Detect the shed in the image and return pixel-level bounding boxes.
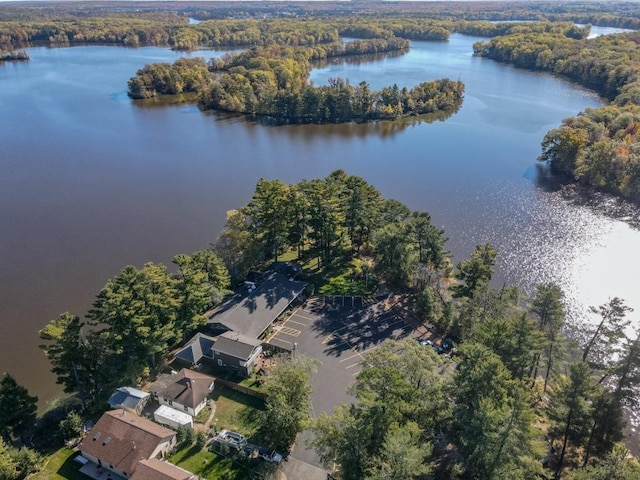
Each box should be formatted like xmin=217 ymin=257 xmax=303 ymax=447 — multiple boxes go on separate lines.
xmin=153 ymin=405 xmax=193 ymax=430
xmin=107 ymin=386 xmax=150 ymax=415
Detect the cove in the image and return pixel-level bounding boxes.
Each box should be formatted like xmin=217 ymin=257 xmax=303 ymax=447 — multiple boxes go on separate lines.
xmin=0 ymin=29 xmax=638 ymax=408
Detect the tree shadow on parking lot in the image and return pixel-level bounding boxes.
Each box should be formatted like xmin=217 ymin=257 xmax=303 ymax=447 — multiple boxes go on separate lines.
xmin=309 ymin=299 xmax=413 ymax=358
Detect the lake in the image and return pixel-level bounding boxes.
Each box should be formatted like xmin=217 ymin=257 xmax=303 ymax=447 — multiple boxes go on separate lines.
xmin=1 ymin=28 xmax=639 ymax=408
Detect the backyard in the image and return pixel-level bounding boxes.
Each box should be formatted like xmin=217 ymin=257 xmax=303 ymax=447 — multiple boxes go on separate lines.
xmin=38 ymin=387 xmax=267 ymax=480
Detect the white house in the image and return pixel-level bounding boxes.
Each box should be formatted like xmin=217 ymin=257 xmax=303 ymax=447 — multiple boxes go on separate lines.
xmin=152 ymin=369 xmax=215 ymax=417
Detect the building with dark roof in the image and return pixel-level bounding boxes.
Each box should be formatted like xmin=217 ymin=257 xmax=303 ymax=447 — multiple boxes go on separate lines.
xmin=212 ymin=331 xmax=263 ymax=378
xmin=79 ymin=410 xmax=176 ymax=479
xmin=152 ymin=369 xmax=214 ymax=417
xmin=173 ymin=333 xmax=216 ymax=369
xmin=107 ymin=387 xmax=150 ymax=415
xmin=207 ymin=270 xmax=306 ymax=340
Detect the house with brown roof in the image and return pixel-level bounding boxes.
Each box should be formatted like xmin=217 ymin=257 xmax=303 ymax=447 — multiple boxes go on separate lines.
xmin=152 ymin=369 xmax=215 ymax=417
xmin=78 ymin=410 xmax=177 ymax=479
xmin=129 ymin=458 xmax=198 ymax=480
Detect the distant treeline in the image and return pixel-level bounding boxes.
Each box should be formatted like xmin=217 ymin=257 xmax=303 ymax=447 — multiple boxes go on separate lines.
xmin=2 ymin=1 xmax=640 ymax=29
xmin=475 ymin=29 xmax=640 ymax=200
xmin=128 ymin=40 xmax=464 ymax=124
xmin=0 ymin=15 xmax=606 ymax=51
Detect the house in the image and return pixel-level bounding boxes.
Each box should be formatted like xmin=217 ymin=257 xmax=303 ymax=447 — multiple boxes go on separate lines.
xmin=129 ymin=458 xmax=197 ymax=480
xmin=107 ymin=387 xmax=150 ymax=415
xmin=207 ymin=267 xmax=306 ymax=340
xmin=173 ymin=333 xmax=216 ymax=369
xmin=153 ymin=405 xmax=193 ymax=430
xmin=79 ymin=410 xmax=176 ymax=479
xmin=212 ymin=331 xmax=262 ymax=378
xmin=152 ymin=369 xmax=215 ymax=417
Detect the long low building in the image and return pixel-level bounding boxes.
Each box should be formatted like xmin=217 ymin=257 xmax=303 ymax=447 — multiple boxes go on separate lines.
xmin=207 ymin=266 xmax=306 ymax=340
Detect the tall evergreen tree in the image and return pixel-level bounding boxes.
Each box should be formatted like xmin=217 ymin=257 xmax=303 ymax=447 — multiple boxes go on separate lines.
xmin=0 ymin=373 xmax=37 ymax=442
xmin=244 ymin=178 xmax=291 ymax=263
xmin=451 ymin=243 xmax=497 ymax=298
xmin=529 ymin=283 xmax=566 ymax=391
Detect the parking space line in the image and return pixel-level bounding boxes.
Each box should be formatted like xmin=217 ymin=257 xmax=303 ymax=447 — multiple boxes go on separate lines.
xmin=346 ymin=362 xmax=361 ymax=369
xmin=357 ymin=345 xmax=380 ymax=357
xmin=339 ymin=352 xmax=362 ymax=363
xmin=287 ymin=319 xmax=308 ymax=327
xmin=333 ymin=331 xmax=366 ymax=361
xmin=293 ymin=313 xmax=314 ymax=321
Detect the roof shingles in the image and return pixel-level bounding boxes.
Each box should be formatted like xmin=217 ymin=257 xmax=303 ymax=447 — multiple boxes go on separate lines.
xmin=79 ymin=410 xmax=175 ymax=476
xmin=155 ymin=369 xmax=214 ymax=409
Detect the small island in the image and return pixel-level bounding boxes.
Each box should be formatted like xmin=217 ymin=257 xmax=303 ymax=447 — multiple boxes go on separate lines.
xmin=127 ymin=39 xmax=465 ymax=124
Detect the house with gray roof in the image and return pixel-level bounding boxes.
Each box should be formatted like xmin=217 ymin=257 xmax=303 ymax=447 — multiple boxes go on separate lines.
xmin=173 ymin=333 xmax=216 ymax=369
xmin=207 ymin=269 xmax=306 ymax=340
xmin=212 ymin=331 xmax=262 ymax=378
xmin=108 ymin=387 xmax=150 ymax=416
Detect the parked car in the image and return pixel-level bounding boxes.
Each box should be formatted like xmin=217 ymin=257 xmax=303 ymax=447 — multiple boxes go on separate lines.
xmin=215 ymin=430 xmax=248 ymax=451
xmin=418 ymin=338 xmax=433 ymax=346
xmin=441 ymin=338 xmax=455 ymax=352
xmin=258 ymin=447 xmax=283 ymax=464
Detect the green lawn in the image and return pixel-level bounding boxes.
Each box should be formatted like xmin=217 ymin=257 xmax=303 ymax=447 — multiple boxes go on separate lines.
xmin=209 ymin=386 xmax=264 ymax=440
xmin=171 ymin=388 xmax=267 ymax=480
xmin=170 ymin=444 xmax=257 ymax=480
xmin=38 ymin=448 xmax=90 ymax=480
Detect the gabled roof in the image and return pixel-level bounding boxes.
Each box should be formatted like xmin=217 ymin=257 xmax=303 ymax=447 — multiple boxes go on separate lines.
xmin=174 ymin=333 xmax=216 ymax=365
xmin=214 ymin=331 xmax=262 ymax=361
xmin=207 ymin=271 xmax=306 ymax=339
xmin=79 ymin=410 xmax=175 ymax=476
xmin=130 ymin=458 xmax=196 ymax=480
xmin=108 ymin=387 xmax=150 ymax=410
xmin=153 ymin=369 xmax=214 ymax=409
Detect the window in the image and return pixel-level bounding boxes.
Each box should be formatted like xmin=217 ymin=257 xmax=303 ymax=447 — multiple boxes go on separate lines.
xmin=184 ymin=405 xmax=188 ymax=412
xmin=217 ymin=359 xmax=223 ymax=367
xmin=168 ymin=400 xmax=173 ymax=406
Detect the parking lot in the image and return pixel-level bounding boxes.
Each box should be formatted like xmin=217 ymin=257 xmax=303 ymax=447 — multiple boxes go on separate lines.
xmin=266 ymin=295 xmax=415 ymax=467
xmin=267 ymin=294 xmax=414 ymax=422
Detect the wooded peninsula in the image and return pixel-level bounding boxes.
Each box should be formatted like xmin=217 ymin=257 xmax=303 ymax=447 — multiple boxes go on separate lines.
xmin=7 ymin=169 xmax=640 ymax=480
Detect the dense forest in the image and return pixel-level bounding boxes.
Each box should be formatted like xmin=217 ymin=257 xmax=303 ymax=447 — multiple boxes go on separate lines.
xmin=474 ymin=29 xmax=640 ymax=200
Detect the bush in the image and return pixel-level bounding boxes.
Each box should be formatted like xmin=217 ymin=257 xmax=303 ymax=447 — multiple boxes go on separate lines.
xmin=59 ymin=412 xmax=83 ymax=442
xmin=195 ymin=431 xmax=207 ymax=450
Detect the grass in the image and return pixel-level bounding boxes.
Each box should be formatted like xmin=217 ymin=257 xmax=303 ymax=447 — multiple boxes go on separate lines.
xmin=171 ymin=387 xmax=268 ymax=480
xmin=171 ymin=444 xmax=251 ymax=480
xmin=209 ymin=386 xmax=264 ymax=440
xmin=38 ymin=448 xmax=90 ymax=480
xmin=281 ymin=248 xmax=378 ymax=295
xmin=195 ymin=403 xmax=212 ymax=424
